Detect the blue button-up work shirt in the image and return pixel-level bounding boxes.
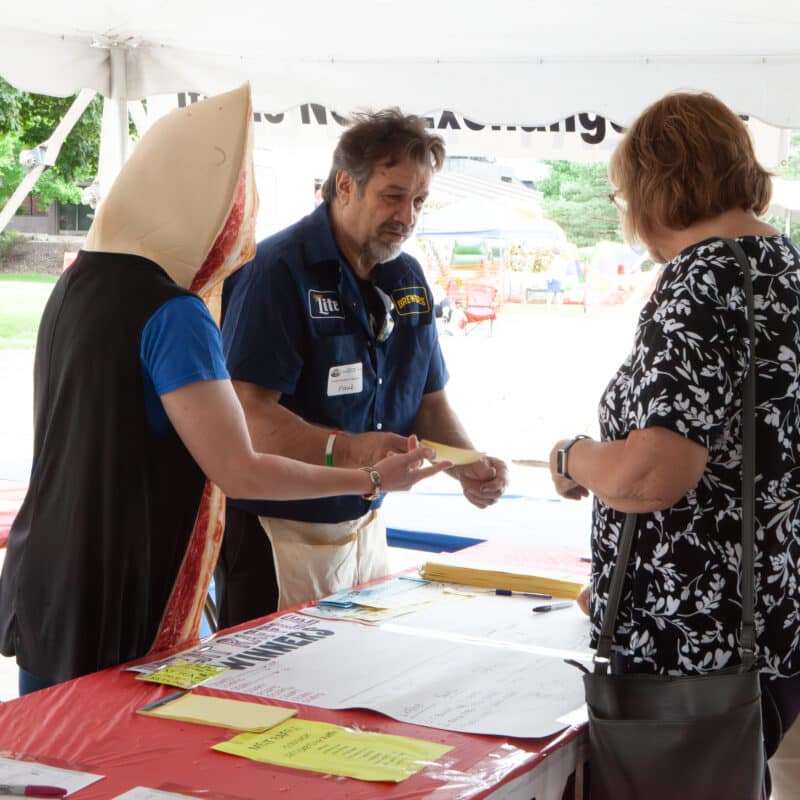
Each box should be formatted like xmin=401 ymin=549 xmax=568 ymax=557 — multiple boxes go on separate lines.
xmin=222 ymin=203 xmax=448 ymax=523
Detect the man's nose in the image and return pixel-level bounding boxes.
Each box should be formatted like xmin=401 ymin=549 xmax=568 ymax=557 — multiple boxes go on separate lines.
xmin=394 ymin=202 xmax=415 ymax=229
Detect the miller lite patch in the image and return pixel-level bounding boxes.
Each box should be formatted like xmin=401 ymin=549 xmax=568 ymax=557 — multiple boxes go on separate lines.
xmin=308 ymin=289 xmax=345 ymax=319
xmin=391 ymin=285 xmax=430 ymax=316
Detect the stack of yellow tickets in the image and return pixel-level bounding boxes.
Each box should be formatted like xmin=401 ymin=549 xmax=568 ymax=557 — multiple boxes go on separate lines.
xmin=420 ymin=555 xmax=584 ymax=599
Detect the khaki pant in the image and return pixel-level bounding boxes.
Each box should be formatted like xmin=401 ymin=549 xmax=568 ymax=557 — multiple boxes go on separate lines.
xmin=258 ymin=510 xmax=389 ymax=610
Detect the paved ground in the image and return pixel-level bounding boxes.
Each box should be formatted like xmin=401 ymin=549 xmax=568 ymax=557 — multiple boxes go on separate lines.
xmin=0 ymin=299 xmax=642 ymax=701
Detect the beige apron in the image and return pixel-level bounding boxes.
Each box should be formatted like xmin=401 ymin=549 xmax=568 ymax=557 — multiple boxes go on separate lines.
xmin=257 ymin=510 xmax=389 ymax=610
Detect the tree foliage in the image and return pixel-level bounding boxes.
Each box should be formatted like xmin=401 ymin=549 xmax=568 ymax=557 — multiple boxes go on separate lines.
xmin=0 ymin=76 xmax=103 ymax=205
xmin=537 ymin=161 xmax=623 ymax=248
xmin=0 ymin=135 xmax=82 ymax=208
xmin=765 ymin=131 xmax=800 ymax=241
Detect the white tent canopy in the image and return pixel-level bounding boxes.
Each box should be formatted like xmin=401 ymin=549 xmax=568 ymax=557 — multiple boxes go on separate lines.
xmin=1 ymin=1 xmax=800 ymax=127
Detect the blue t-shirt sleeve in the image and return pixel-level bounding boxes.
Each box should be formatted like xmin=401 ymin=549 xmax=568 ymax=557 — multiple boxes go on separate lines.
xmin=222 ymin=252 xmax=305 ymax=394
xmin=141 ymin=295 xmax=229 ymax=395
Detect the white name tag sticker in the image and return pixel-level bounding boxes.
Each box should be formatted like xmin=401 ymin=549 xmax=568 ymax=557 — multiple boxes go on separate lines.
xmin=327 ymin=362 xmax=363 ymax=396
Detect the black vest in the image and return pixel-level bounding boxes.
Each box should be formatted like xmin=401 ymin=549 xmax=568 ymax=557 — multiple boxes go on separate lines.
xmin=0 ymin=251 xmax=206 ymax=682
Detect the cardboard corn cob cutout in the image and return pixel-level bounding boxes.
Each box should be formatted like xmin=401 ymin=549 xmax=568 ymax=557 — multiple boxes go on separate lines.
xmin=0 ymin=85 xmax=257 ymax=683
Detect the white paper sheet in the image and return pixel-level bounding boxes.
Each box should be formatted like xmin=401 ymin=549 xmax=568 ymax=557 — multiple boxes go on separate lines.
xmin=132 ymin=594 xmax=592 ymax=739
xmin=201 ymin=614 xmax=589 ymax=738
xmin=0 ymin=756 xmax=103 ymax=796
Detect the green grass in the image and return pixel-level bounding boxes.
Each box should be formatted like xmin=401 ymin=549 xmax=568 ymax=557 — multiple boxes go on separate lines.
xmin=0 ymin=272 xmax=57 ymax=350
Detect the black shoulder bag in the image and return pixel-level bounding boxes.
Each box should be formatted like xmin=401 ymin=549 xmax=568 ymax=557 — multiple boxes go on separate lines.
xmin=579 ymin=239 xmax=765 ymax=799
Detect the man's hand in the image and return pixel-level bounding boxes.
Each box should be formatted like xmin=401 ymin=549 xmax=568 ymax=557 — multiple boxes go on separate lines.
xmin=335 ymin=431 xmax=411 ymax=467
xmin=549 ymin=439 xmax=589 ymax=500
xmin=452 ymin=456 xmax=509 ymax=509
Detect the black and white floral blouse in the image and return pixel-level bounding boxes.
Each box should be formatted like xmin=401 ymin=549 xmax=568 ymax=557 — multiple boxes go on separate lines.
xmin=592 ymin=235 xmax=800 ymax=677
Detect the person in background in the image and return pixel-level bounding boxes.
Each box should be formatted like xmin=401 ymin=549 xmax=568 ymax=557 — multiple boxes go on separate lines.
xmin=215 ymin=108 xmax=509 ymax=625
xmin=549 ymin=91 xmax=800 ymax=795
xmin=0 ymin=86 xmax=446 ymax=696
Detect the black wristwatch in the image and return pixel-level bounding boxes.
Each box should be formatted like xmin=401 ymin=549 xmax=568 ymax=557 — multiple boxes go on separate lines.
xmin=360 ymin=467 xmax=382 ymax=501
xmin=556 ymin=435 xmax=591 ymax=481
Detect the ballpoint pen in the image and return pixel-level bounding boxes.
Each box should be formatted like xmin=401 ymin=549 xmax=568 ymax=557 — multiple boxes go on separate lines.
xmin=532 ymin=601 xmax=573 ymax=613
xmin=494 ymin=589 xmax=552 ymax=599
xmin=0 ymin=786 xmax=68 ymax=798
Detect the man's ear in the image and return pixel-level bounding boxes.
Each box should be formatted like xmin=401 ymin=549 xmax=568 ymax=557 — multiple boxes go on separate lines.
xmin=336 ymin=170 xmax=354 ymax=206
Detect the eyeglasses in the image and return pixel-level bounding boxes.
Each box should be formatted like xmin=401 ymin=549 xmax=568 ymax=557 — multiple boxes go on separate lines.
xmin=608 ymin=191 xmax=627 ymax=212
xmin=373 ymin=285 xmax=395 ymax=343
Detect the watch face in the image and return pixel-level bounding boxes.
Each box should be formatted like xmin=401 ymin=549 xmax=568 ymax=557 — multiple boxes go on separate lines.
xmin=556 ymin=449 xmax=566 ymax=476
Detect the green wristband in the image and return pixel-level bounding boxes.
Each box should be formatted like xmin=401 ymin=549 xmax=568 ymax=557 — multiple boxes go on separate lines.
xmin=325 ymin=430 xmax=340 ymax=467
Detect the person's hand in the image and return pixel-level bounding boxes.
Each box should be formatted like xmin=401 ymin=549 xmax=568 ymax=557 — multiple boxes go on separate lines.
xmin=576 ymin=583 xmax=591 ymax=616
xmin=335 ymin=430 xmax=410 ymax=467
xmin=549 ymin=439 xmax=589 ymax=500
xmin=374 ymin=442 xmax=451 ymax=493
xmin=452 ymin=455 xmax=509 ymax=509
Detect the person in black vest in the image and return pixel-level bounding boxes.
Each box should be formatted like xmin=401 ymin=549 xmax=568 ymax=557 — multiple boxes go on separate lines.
xmin=0 ymin=86 xmax=446 ymax=696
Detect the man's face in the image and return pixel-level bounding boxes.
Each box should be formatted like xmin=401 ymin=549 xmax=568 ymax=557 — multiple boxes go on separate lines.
xmin=337 ymin=157 xmax=432 ymax=268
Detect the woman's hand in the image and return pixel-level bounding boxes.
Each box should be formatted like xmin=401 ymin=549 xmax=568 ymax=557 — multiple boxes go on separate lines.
xmin=576 ymin=583 xmax=591 ymax=616
xmin=373 ymin=437 xmax=451 ymax=494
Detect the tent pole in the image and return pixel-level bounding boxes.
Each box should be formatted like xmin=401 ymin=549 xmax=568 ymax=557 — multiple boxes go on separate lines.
xmin=96 ymin=46 xmax=130 ymax=203
xmin=0 ymin=89 xmax=96 ymax=234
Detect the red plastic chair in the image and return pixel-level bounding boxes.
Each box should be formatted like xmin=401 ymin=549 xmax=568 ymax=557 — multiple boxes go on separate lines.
xmin=459 ymin=283 xmax=497 ymax=335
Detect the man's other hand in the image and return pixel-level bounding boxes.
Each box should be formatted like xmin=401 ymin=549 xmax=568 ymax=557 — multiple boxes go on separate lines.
xmin=453 ymin=456 xmax=509 ymax=509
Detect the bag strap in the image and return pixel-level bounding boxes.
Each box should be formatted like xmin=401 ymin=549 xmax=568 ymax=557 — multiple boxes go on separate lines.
xmin=594 ymin=237 xmax=757 ymax=675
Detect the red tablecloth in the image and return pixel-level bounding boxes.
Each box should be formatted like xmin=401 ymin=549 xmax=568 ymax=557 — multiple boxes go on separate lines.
xmin=0 ymin=543 xmax=590 ymax=799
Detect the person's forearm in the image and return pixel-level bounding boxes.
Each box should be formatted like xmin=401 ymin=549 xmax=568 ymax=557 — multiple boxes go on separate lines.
xmin=234 ymin=381 xmax=329 ymax=463
xmin=413 ymin=391 xmax=474 ymax=449
xmin=234 ymin=381 xmax=410 ymax=469
xmin=565 ymin=432 xmax=704 ymax=513
xmin=223 ymin=451 xmax=372 ymax=500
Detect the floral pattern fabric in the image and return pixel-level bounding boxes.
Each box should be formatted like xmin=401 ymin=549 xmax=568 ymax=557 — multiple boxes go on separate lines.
xmin=592 ymin=235 xmax=800 ymax=676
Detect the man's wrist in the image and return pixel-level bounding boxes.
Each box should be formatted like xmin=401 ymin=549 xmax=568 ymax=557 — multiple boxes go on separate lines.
xmin=325 ymin=430 xmax=341 ymax=467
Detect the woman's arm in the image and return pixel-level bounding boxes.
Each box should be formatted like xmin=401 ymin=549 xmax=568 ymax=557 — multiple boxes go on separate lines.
xmin=161 ymin=379 xmax=448 ymax=500
xmin=549 ymin=426 xmax=708 ymax=513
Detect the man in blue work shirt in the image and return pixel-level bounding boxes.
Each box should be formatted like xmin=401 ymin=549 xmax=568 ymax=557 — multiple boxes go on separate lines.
xmin=215 ymin=108 xmax=509 ymax=626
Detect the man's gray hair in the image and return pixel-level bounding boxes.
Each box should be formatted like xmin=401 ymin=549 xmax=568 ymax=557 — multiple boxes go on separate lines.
xmin=321 ymin=108 xmax=446 ymax=203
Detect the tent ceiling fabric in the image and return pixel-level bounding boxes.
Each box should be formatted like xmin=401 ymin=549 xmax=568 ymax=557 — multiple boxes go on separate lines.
xmin=1 ymin=1 xmax=800 ymax=125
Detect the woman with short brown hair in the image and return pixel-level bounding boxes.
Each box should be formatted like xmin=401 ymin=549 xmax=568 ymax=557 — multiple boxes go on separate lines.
xmin=550 ymin=91 xmax=800 ymax=795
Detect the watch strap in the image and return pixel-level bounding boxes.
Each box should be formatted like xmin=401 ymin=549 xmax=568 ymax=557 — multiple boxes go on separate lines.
xmin=360 ymin=466 xmax=382 ymax=501
xmin=558 ymin=434 xmax=590 ymax=481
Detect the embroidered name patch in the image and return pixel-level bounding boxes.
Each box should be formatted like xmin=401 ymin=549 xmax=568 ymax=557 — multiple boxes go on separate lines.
xmin=391 ymin=286 xmax=430 ymax=316
xmin=308 ymin=289 xmax=345 ymax=319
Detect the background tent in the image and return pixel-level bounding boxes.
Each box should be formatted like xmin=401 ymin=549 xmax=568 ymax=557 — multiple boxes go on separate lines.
xmin=418 ymin=196 xmax=567 ymax=244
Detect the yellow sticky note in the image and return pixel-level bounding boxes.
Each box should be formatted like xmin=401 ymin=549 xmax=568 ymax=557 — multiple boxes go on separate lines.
xmin=137 ymin=692 xmax=297 ymax=732
xmin=420 ymin=439 xmax=485 ymax=466
xmin=136 ymin=659 xmax=227 ymax=689
xmin=213 ymin=718 xmax=454 ymax=783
